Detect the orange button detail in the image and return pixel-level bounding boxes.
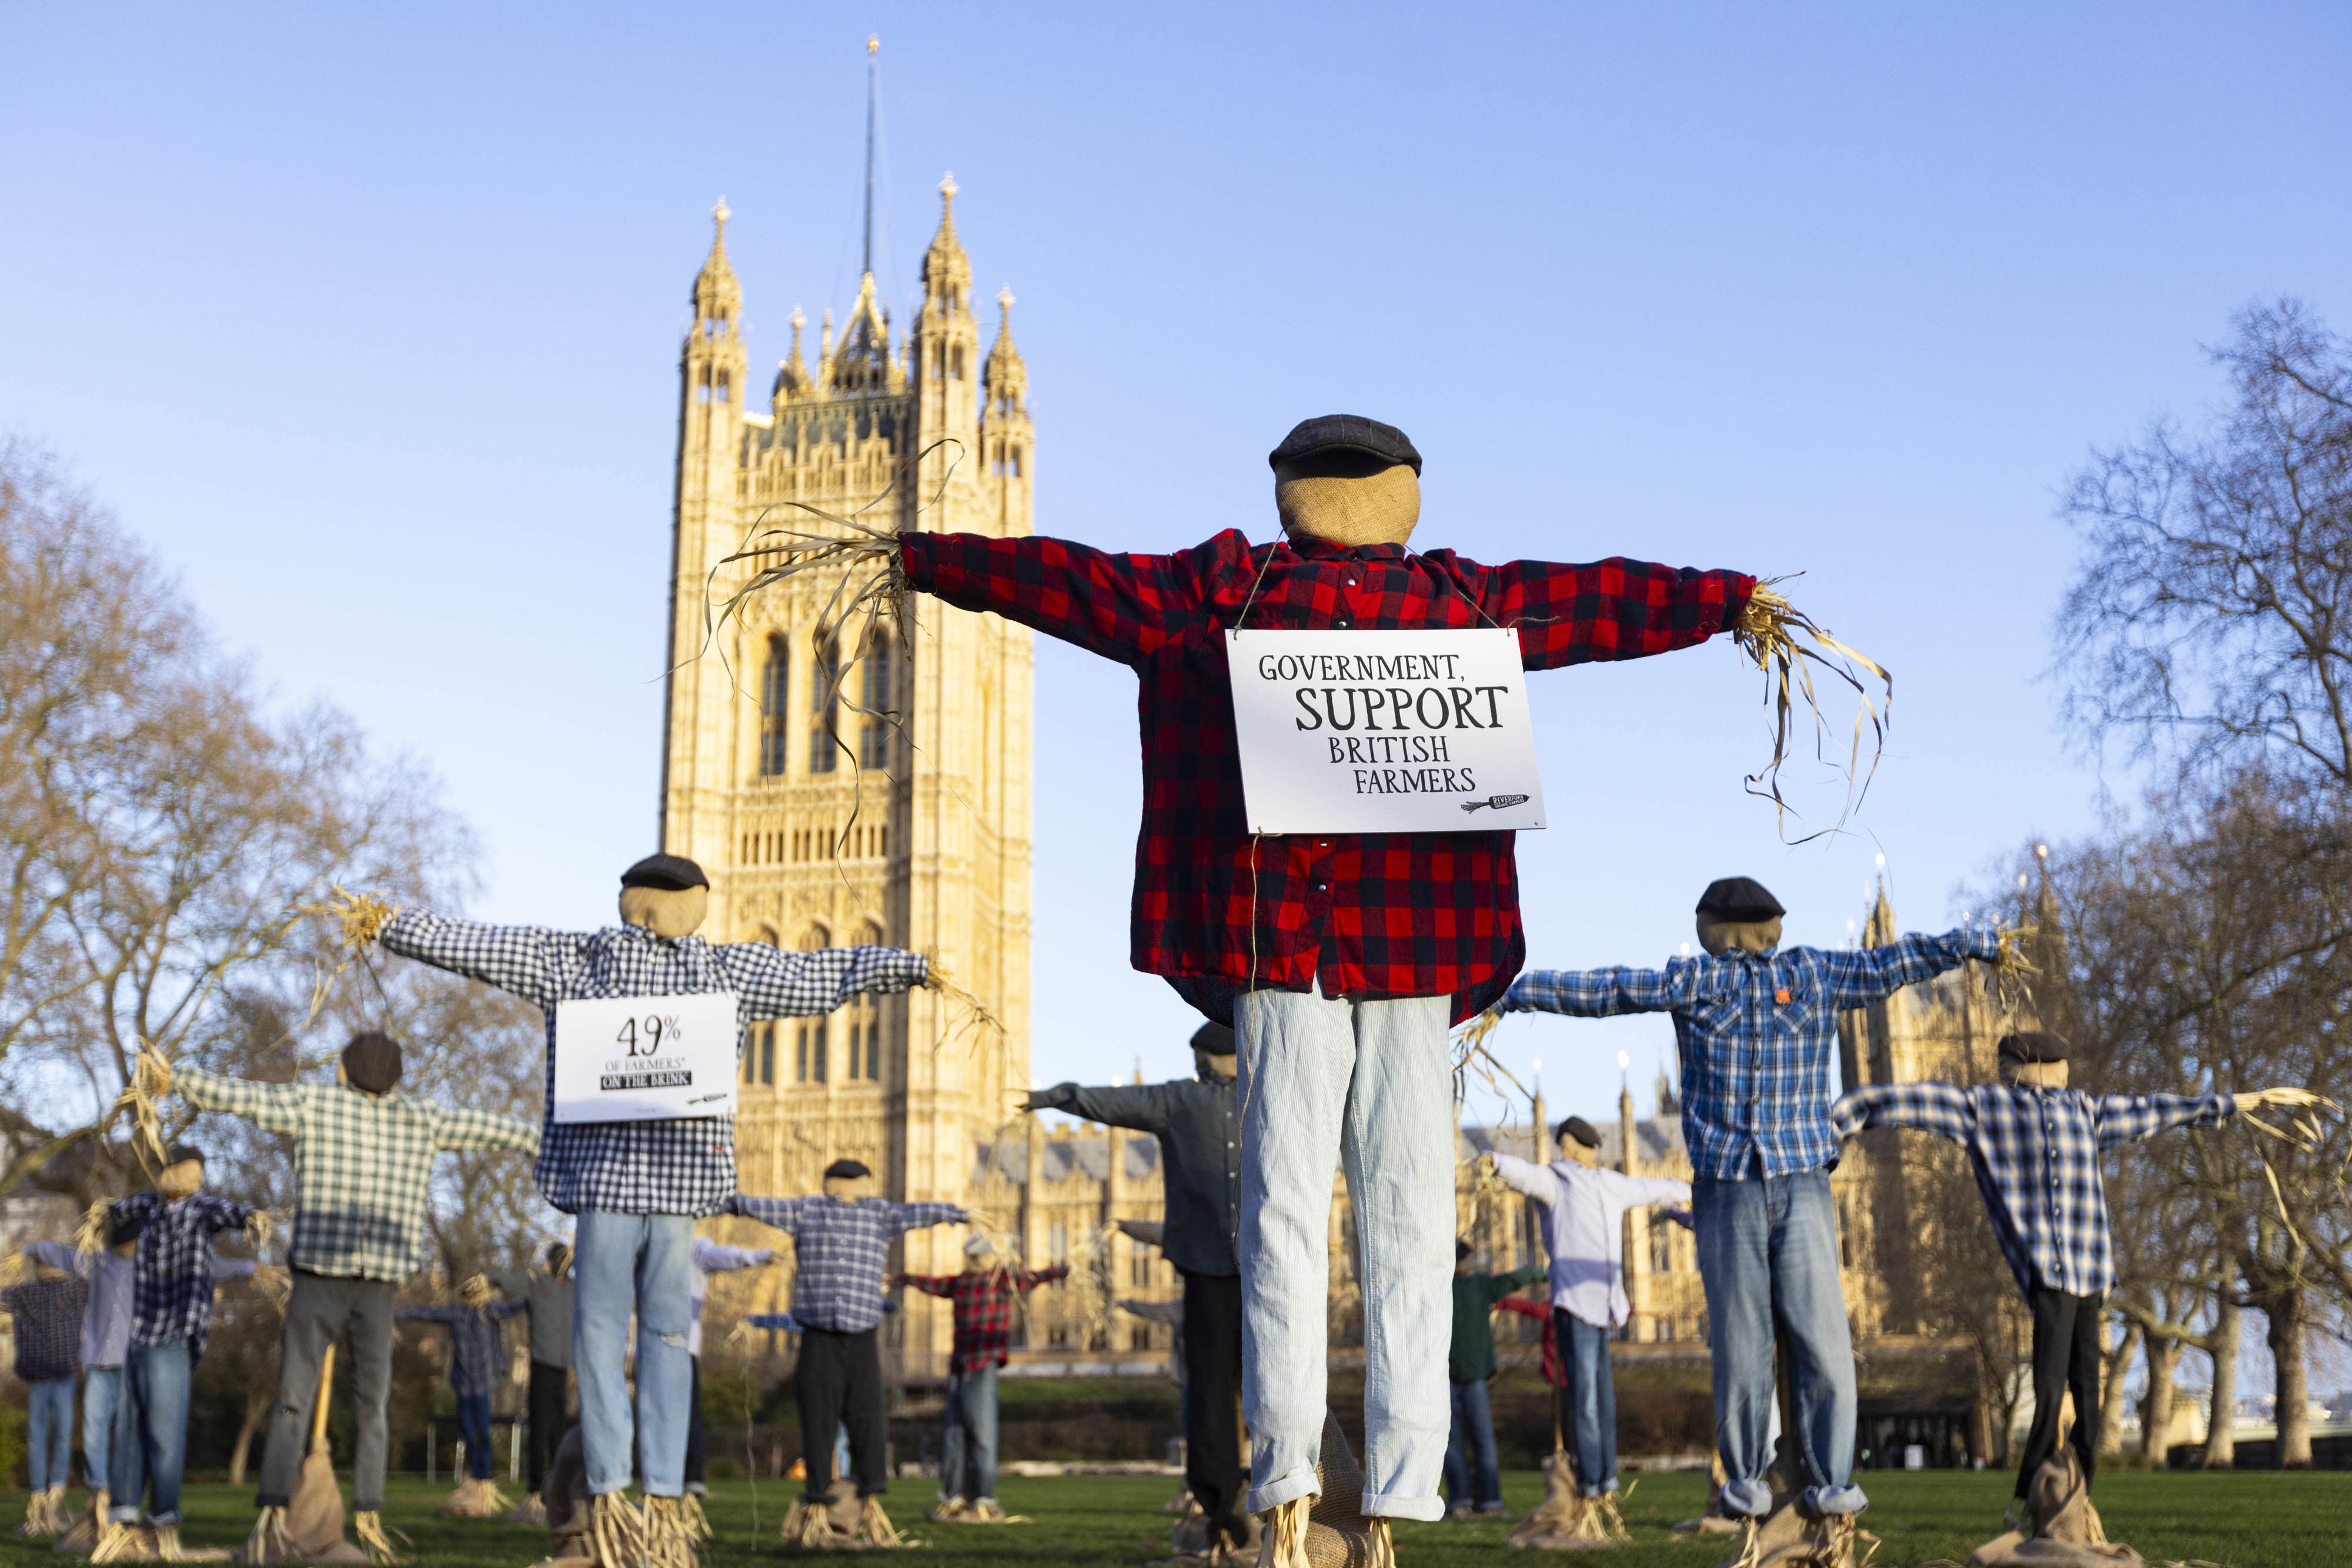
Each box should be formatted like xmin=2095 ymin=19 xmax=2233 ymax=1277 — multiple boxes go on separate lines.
xmin=1775 ymin=988 xmax=1792 ymax=1005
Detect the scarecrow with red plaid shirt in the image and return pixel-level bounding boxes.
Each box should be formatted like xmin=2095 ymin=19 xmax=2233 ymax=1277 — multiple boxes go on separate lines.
xmin=891 ymin=1237 xmax=1067 ymax=1525
xmin=893 ymin=414 xmax=1760 ymax=1568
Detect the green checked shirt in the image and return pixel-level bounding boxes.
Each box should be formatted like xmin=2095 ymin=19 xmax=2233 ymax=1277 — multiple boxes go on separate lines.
xmin=176 ymin=1065 xmax=540 ymax=1283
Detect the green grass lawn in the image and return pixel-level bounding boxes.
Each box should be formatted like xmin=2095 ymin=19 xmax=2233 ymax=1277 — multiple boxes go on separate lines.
xmin=5 ymin=1469 xmax=2341 ymax=1568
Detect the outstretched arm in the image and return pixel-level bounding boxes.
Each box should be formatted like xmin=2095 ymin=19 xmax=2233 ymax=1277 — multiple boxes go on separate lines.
xmin=1501 ymin=964 xmax=1693 ymax=1018
xmin=893 ymin=1273 xmax=956 ymax=1299
xmin=727 ymin=1195 xmax=816 ymax=1236
xmin=1485 ymin=1151 xmax=1567 ymax=1207
xmin=1831 ymin=1082 xmax=1977 ymax=1143
xmin=172 ymin=1065 xmax=306 ymax=1136
xmin=210 ymin=1254 xmax=258 ymax=1282
xmin=691 ymin=1239 xmax=774 ymax=1274
xmin=432 ymin=1104 xmax=542 ymax=1159
xmin=1421 ymin=552 xmax=1753 ymax=672
xmin=1817 ymin=927 xmax=2000 ymax=1009
xmin=2090 ymin=1092 xmax=2236 ymax=1149
xmin=396 ymin=1305 xmax=460 ymax=1324
xmin=377 ymin=909 xmax=586 ymax=1009
xmin=717 ymin=942 xmax=928 ymax=1021
xmin=901 ymin=531 xmax=1206 ymax=667
xmin=1016 ymin=1264 xmax=1071 ymax=1292
xmin=744 ymin=1312 xmax=801 ymax=1332
xmin=890 ymin=1202 xmax=967 ymax=1233
xmin=1024 ymin=1081 xmax=1171 ymax=1133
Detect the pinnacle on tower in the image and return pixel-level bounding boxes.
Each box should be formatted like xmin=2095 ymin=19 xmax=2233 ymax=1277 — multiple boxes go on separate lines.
xmin=691 ymin=197 xmax=741 ymax=324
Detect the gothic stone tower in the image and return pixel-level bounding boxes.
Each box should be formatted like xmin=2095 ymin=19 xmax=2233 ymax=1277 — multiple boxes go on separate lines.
xmin=661 ymin=185 xmax=1035 ymax=1373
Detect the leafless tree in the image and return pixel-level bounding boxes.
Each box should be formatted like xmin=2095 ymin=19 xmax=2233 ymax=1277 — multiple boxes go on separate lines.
xmin=2058 ymin=300 xmax=2352 ymax=792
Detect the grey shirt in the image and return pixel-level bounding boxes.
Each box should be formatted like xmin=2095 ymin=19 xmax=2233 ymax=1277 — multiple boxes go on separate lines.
xmin=490 ymin=1266 xmax=574 ymax=1369
xmin=1037 ymin=1072 xmax=1240 ymax=1277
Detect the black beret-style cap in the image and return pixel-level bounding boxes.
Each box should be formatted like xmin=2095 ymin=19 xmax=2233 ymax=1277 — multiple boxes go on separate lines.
xmin=1268 ymin=414 xmax=1423 ymax=476
xmin=620 ymin=852 xmax=709 ymax=892
xmin=108 ymin=1212 xmax=148 ymax=1249
xmin=342 ymin=1030 xmax=405 ymax=1095
xmin=1999 ymin=1031 xmax=2070 ymax=1066
xmin=1696 ymin=877 xmax=1786 ymax=922
xmin=1190 ymin=1022 xmax=1236 ymax=1055
xmin=824 ymin=1158 xmax=872 ymax=1181
xmin=1556 ymin=1115 xmax=1600 ymax=1151
xmin=165 ymin=1144 xmax=205 ymax=1168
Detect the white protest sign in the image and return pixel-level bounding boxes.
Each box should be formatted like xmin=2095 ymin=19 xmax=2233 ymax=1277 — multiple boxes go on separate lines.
xmin=551 ymin=992 xmax=740 ymax=1124
xmin=1226 ymin=627 xmax=1547 ymax=834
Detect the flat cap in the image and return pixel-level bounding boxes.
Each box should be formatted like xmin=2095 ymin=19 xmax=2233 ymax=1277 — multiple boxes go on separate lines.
xmin=1268 ymin=414 xmax=1422 ymax=476
xmin=620 ymin=852 xmax=708 ymax=892
xmin=341 ymin=1030 xmax=404 ymax=1095
xmin=1190 ymin=1021 xmax=1236 ymax=1056
xmin=1696 ymin=877 xmax=1785 ymax=922
xmin=964 ymin=1235 xmax=997 ymax=1257
xmin=108 ymin=1212 xmax=148 ymax=1249
xmin=165 ymin=1144 xmax=205 ymax=1168
xmin=1999 ymin=1031 xmax=2069 ymax=1066
xmin=823 ymin=1158 xmax=871 ymax=1181
xmin=1556 ymin=1115 xmax=1600 ymax=1151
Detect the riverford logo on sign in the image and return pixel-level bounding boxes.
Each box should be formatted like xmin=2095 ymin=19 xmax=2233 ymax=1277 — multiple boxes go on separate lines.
xmin=1225 ymin=628 xmax=1546 ymax=834
xmin=552 ymin=992 xmax=740 ymax=1124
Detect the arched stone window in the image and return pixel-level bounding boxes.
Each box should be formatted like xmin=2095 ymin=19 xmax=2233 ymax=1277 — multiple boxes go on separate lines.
xmin=759 ymin=636 xmax=790 ymax=777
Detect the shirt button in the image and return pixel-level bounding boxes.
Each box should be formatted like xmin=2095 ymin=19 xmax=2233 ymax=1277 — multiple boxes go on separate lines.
xmin=1318 ymin=883 xmax=1328 ymax=891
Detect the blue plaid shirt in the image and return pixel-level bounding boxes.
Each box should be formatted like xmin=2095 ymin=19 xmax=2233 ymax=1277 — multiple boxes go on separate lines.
xmin=106 ymin=1192 xmax=256 ymax=1360
xmin=1833 ymin=1081 xmax=2234 ymax=1297
xmin=397 ymin=1299 xmax=527 ymax=1397
xmin=729 ymin=1193 xmax=964 ymax=1333
xmin=379 ymin=910 xmax=927 ymax=1218
xmin=1503 ymin=927 xmax=1997 ymax=1180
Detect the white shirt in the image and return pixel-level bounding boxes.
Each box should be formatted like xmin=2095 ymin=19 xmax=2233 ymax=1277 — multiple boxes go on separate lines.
xmin=687 ymin=1237 xmax=772 ymax=1356
xmin=1490 ymin=1153 xmax=1689 ymax=1330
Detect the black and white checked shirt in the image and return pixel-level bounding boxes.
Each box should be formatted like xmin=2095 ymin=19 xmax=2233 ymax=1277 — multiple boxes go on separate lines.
xmin=379 ymin=910 xmax=928 ymax=1216
xmin=106 ymin=1192 xmax=254 ymax=1359
xmin=2 ymin=1275 xmax=89 ymax=1382
xmin=1831 ymin=1081 xmax=2235 ymax=1297
xmin=177 ymin=1065 xmax=539 ymax=1282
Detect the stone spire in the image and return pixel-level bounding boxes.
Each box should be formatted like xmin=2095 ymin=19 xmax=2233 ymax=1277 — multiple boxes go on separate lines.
xmin=692 ymin=198 xmax=741 ymax=322
xmin=773 ymin=305 xmax=811 ymax=402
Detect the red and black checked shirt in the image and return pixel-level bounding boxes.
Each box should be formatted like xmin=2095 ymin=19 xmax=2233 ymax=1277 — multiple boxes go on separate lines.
xmin=901 ymin=529 xmax=1753 ymax=1022
xmin=894 ymin=1265 xmax=1069 ymax=1372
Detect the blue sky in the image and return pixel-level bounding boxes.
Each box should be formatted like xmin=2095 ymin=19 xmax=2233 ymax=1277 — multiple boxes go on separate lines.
xmin=4 ymin=2 xmax=2349 ymax=1155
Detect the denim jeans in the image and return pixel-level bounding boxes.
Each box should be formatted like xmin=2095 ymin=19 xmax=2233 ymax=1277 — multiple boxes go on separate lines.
xmin=28 ymin=1377 xmax=75 ymax=1491
xmin=574 ymin=1211 xmax=693 ymax=1497
xmin=1692 ymin=1172 xmax=1863 ymax=1517
xmin=1557 ymin=1312 xmax=1617 ymax=1496
xmin=457 ymin=1393 xmax=495 ymax=1480
xmin=1237 ymin=982 xmax=1454 ymax=1522
xmin=83 ymin=1365 xmax=123 ymax=1495
xmin=941 ymin=1364 xmax=999 ymax=1502
xmin=1441 ymin=1380 xmax=1501 ymax=1510
xmin=109 ymin=1340 xmax=193 ymax=1524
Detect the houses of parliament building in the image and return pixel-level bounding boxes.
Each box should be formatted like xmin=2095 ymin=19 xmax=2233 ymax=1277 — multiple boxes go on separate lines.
xmin=661 ymin=185 xmax=2017 ymax=1410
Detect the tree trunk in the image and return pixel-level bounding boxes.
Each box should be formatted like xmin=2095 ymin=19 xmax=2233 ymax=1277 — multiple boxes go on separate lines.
xmin=2139 ymin=1336 xmax=2180 ymax=1459
xmin=228 ymin=1391 xmax=270 ymax=1485
xmin=2097 ymin=1319 xmax=2143 ymax=1455
xmin=2267 ymin=1288 xmax=2312 ymax=1467
xmin=2199 ymin=1294 xmax=2240 ymax=1469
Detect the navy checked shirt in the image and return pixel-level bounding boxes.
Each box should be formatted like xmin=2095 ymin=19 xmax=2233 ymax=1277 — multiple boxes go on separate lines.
xmin=1832 ymin=1081 xmax=2234 ymax=1297
xmin=397 ymin=1299 xmax=527 ymax=1398
xmin=379 ymin=910 xmax=927 ymax=1217
xmin=1503 ymin=928 xmax=1998 ymax=1180
xmin=730 ymin=1193 xmax=965 ymax=1333
xmin=106 ymin=1192 xmax=255 ymax=1360
xmin=2 ymin=1274 xmax=89 ymax=1383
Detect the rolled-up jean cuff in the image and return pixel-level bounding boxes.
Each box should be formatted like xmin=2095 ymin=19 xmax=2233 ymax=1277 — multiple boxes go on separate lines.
xmin=1246 ymin=1466 xmax=1320 ymax=1513
xmin=1363 ymin=1492 xmax=1445 ymax=1522
xmin=1581 ymin=1480 xmax=1617 ymax=1498
xmin=1719 ymin=1478 xmax=1773 ymax=1517
xmin=1808 ymin=1482 xmax=1868 ymax=1516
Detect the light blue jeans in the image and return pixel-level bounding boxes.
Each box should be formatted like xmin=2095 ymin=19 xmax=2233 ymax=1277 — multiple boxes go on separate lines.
xmin=1559 ymin=1312 xmax=1617 ymax=1496
xmin=1692 ymin=1172 xmax=1863 ymax=1517
xmin=83 ymin=1365 xmax=122 ymax=1494
xmin=1237 ymin=982 xmax=1453 ymax=1522
xmin=573 ymin=1211 xmax=694 ymax=1497
xmin=941 ymin=1363 xmax=999 ymax=1502
xmin=109 ymin=1340 xmax=192 ymax=1524
xmin=28 ymin=1377 xmax=75 ymax=1491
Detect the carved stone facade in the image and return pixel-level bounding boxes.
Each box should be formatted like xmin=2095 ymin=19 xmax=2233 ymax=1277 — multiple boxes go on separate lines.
xmin=662 ymin=188 xmax=1035 ymax=1373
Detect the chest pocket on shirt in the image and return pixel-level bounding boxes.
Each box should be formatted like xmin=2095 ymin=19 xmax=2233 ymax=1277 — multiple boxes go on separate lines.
xmin=1774 ymin=984 xmax=1819 ymax=1034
